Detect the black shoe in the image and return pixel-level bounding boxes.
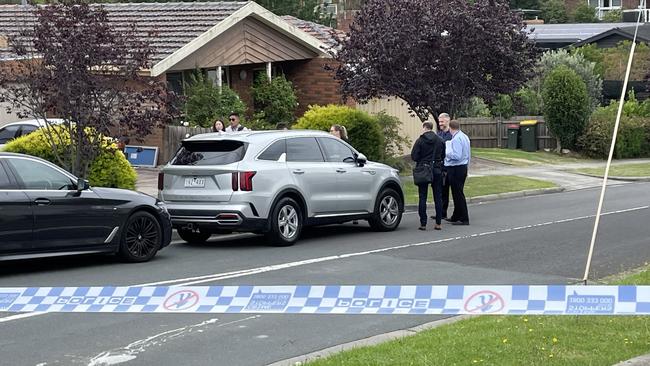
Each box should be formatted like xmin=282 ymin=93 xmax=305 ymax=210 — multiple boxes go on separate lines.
xmin=451 ymin=221 xmax=469 ymax=226
xmin=430 ymin=215 xmax=436 ymax=220
xmin=444 ymin=217 xmax=455 ymax=223
xmin=418 ymin=226 xmax=426 ymax=231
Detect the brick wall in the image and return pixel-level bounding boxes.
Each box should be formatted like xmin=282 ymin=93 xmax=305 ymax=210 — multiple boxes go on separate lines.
xmin=622 ymin=0 xmax=641 ymax=9
xmin=284 ymin=58 xmax=345 ymax=116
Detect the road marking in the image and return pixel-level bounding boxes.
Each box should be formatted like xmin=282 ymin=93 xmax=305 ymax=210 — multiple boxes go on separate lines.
xmin=0 ymin=205 xmax=647 ymax=324
xmin=87 ymin=315 xmax=259 ymax=366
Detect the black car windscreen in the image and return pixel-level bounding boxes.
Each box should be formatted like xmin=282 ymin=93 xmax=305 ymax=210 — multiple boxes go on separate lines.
xmin=171 ymin=140 xmax=247 ymax=166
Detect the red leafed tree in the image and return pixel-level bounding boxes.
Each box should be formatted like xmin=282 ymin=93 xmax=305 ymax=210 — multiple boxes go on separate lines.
xmin=331 ymin=0 xmax=539 ymax=124
xmin=0 ymin=0 xmax=179 ymax=177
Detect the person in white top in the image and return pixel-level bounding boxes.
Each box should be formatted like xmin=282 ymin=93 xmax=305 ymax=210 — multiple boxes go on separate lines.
xmin=224 ymin=112 xmax=248 ymax=132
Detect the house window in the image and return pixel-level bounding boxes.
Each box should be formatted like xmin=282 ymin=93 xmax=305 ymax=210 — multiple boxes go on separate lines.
xmin=207 ymin=67 xmax=230 ymax=88
xmin=589 ymin=0 xmax=622 ymax=20
xmin=166 ymin=72 xmax=183 ymax=96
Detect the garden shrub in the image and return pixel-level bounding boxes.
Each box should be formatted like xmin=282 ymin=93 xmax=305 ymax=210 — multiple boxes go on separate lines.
xmin=490 ymin=94 xmax=514 ymax=119
xmin=513 ymin=87 xmax=542 ymax=116
xmin=294 ymin=104 xmax=383 ymax=161
xmin=184 ymin=69 xmax=246 ymax=127
xmin=374 ymin=111 xmax=411 ymax=170
xmin=457 ymin=97 xmax=492 ymax=118
xmin=250 ymin=74 xmax=298 ymax=129
xmin=542 ymin=65 xmax=591 ymax=150
xmin=572 ymin=4 xmax=598 ymax=23
xmin=4 ymin=125 xmax=136 ymax=189
xmin=578 ymin=97 xmax=650 ymax=159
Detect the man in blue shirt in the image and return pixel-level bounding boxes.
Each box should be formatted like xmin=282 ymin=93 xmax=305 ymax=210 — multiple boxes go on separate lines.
xmin=436 ymin=113 xmax=453 ymax=219
xmin=444 ymin=119 xmax=471 ymax=225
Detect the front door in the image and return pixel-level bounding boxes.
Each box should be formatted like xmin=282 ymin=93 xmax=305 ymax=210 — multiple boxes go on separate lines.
xmin=5 ymin=157 xmax=117 ymax=250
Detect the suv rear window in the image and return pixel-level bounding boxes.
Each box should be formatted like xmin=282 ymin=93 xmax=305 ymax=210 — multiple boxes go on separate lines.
xmin=171 ymin=140 xmax=247 ymax=166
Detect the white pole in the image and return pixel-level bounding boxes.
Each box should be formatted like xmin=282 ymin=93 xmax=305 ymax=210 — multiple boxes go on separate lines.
xmin=217 ymin=66 xmax=222 ymax=92
xmin=266 ymin=62 xmax=272 ymax=82
xmin=582 ymin=10 xmax=641 ymax=284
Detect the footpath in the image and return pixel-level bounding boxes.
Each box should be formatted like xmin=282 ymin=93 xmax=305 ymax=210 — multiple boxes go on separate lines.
xmin=135 ymin=158 xmax=650 ymax=198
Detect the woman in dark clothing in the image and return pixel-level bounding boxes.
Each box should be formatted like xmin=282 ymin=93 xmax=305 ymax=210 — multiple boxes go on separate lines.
xmin=411 ymin=121 xmax=445 ymax=231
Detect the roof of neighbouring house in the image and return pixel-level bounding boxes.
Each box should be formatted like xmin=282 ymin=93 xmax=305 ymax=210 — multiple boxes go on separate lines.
xmin=571 ymin=23 xmax=650 ymax=47
xmin=0 ymin=2 xmax=337 ymax=74
xmin=526 ymin=23 xmax=632 ymax=44
xmin=280 ymin=15 xmax=342 ymax=48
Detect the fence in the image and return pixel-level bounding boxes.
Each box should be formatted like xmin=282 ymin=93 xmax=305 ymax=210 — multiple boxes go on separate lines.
xmin=459 ymin=116 xmax=556 ymax=150
xmin=161 ymin=125 xmax=212 ymax=164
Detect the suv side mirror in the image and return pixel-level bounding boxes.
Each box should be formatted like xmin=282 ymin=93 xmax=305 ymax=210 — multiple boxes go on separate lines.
xmin=355 ymin=153 xmax=367 ymax=167
xmin=76 ymin=178 xmax=89 ymax=191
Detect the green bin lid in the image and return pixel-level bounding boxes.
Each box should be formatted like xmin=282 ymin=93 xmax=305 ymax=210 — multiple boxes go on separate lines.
xmin=520 ymin=120 xmax=538 ymax=126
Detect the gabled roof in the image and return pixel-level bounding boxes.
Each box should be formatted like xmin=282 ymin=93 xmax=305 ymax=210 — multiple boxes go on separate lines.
xmin=526 ymin=23 xmax=631 ymax=44
xmin=151 ymin=2 xmax=332 ymax=76
xmin=571 ymin=23 xmax=650 ymax=47
xmin=0 ymin=2 xmax=336 ymax=75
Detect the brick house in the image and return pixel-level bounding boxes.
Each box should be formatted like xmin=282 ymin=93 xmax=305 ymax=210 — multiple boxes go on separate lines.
xmin=0 ymin=2 xmax=346 ymax=158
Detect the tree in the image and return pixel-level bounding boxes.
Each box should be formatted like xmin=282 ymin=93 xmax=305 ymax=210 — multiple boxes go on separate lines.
xmin=533 ymin=49 xmax=602 ymax=112
xmin=0 ymin=1 xmax=177 ymax=178
xmin=255 ymin=0 xmax=335 ymax=26
xmin=542 ymin=65 xmax=590 ymax=151
xmin=539 ymin=0 xmax=568 ymax=23
xmin=572 ymin=4 xmax=598 ymax=23
xmin=330 ymin=0 xmax=538 ymax=125
xmin=509 ymin=0 xmax=540 ymax=9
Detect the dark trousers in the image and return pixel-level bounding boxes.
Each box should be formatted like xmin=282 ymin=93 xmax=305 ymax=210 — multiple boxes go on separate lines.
xmin=441 ymin=170 xmax=450 ymax=218
xmin=447 ymin=164 xmax=469 ymax=223
xmin=417 ymin=170 xmax=444 ymax=226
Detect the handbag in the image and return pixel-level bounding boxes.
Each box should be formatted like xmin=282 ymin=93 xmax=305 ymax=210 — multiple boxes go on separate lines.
xmin=413 ymin=163 xmax=433 ymax=185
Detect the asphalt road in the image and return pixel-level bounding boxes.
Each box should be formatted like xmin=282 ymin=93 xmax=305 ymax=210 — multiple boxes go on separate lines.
xmin=1 ymin=182 xmax=649 ymax=366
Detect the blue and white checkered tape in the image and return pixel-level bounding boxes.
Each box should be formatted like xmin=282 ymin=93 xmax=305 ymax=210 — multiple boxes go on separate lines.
xmin=0 ymin=285 xmax=648 ymax=315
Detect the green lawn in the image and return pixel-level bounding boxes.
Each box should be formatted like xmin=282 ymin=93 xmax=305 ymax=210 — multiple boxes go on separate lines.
xmin=403 ymin=175 xmax=557 ymax=205
xmin=472 ymin=148 xmax=587 ymax=166
xmin=573 ymin=162 xmax=650 ymax=177
xmin=307 ymin=266 xmax=650 ymax=366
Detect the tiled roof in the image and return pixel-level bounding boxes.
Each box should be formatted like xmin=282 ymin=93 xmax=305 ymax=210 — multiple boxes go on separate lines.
xmin=0 ymin=2 xmax=248 ymax=62
xmin=281 ymin=15 xmax=341 ymax=48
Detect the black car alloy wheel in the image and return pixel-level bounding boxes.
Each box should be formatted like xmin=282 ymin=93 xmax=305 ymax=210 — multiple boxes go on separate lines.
xmin=119 ymin=211 xmax=161 ymax=262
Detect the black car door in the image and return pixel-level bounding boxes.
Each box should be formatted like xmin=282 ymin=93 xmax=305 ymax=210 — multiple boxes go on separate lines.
xmin=0 ymin=159 xmax=33 ymax=254
xmin=5 ymin=156 xmax=118 ymax=250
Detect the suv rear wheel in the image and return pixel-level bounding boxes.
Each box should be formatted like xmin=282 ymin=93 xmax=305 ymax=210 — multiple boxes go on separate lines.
xmin=178 ymin=228 xmax=212 ymax=244
xmin=369 ymin=188 xmax=402 ymax=231
xmin=265 ymin=197 xmax=302 ymax=246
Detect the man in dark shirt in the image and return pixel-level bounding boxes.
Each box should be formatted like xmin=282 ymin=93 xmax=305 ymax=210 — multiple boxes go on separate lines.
xmin=411 ymin=121 xmax=446 ymax=230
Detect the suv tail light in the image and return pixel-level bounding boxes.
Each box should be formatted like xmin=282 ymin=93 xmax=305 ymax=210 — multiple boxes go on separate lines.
xmin=158 ymin=172 xmax=164 ymax=190
xmin=239 ymin=171 xmax=256 ymax=191
xmin=231 ymin=172 xmax=239 ymax=191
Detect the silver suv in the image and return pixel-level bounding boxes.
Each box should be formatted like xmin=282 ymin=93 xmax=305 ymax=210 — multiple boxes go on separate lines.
xmin=159 ymin=130 xmax=404 ymax=246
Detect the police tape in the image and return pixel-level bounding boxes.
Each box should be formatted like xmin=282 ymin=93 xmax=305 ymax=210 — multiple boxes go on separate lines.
xmin=0 ymin=285 xmax=648 ymax=315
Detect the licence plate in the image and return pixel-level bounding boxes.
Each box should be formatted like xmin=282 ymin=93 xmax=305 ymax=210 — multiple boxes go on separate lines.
xmin=184 ymin=177 xmax=205 ymax=188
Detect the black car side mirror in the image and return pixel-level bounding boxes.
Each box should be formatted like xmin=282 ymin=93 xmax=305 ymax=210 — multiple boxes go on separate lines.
xmin=76 ymin=178 xmax=89 ymax=191
xmin=355 ymin=153 xmax=367 ymax=167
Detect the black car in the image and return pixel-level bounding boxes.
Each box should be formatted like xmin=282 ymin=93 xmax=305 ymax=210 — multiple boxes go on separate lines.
xmin=0 ymin=152 xmax=172 ymax=262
